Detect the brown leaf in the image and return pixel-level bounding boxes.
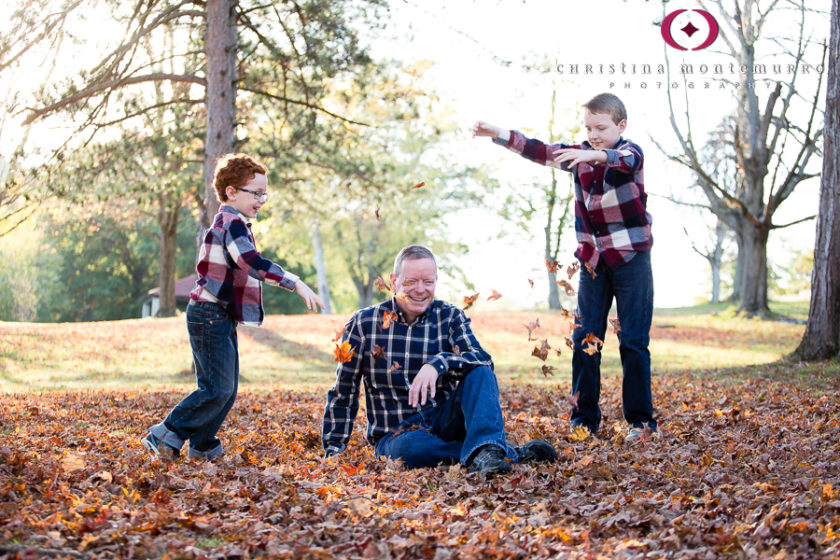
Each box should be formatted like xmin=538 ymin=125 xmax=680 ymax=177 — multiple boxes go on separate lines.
xmin=524 ymin=318 xmax=540 ymax=341
xmin=566 ymin=261 xmax=580 ymax=279
xmin=389 ymin=361 xmax=402 ymax=374
xmin=541 ymin=364 xmax=556 ymax=377
xmin=585 ymin=262 xmax=598 ymax=279
xmin=557 ymin=279 xmax=576 ymax=296
xmin=545 ymin=259 xmax=561 ymax=274
xmin=374 ymin=276 xmax=391 ymax=293
xmin=487 ymin=289 xmax=503 ymax=301
xmin=609 ymin=316 xmax=621 ymax=334
xmin=370 ymin=344 xmax=385 ymax=361
xmin=382 ymin=310 xmax=398 ymax=329
xmin=531 ymin=339 xmax=550 ymax=361
xmin=463 ymin=293 xmax=479 ymax=310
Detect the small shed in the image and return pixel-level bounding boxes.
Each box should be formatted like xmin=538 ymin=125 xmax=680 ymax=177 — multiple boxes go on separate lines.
xmin=141 ymin=274 xmax=196 ymax=317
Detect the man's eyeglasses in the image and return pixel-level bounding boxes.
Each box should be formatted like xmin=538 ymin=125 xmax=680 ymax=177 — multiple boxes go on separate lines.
xmin=236 ymin=187 xmax=267 ymax=200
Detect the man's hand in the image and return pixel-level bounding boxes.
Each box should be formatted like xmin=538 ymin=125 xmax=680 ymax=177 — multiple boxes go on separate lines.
xmin=553 ymin=148 xmax=606 ymax=168
xmin=409 ymin=364 xmax=439 ymax=407
xmin=472 ymin=121 xmax=502 ymax=138
xmin=295 ymin=280 xmax=326 ymax=312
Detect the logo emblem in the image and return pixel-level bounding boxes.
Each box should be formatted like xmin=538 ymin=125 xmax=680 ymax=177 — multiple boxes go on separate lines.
xmin=661 ymin=9 xmax=720 ymax=51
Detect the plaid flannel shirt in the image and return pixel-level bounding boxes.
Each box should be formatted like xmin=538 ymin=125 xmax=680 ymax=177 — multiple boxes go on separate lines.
xmin=494 ymin=130 xmax=652 ymax=270
xmin=190 ymin=205 xmax=298 ymax=326
xmin=322 ymin=298 xmax=493 ymax=456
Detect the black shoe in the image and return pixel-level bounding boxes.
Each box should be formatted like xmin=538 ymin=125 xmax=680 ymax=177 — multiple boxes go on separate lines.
xmin=515 ymin=438 xmax=558 ymax=464
xmin=467 ymin=445 xmax=512 ymax=476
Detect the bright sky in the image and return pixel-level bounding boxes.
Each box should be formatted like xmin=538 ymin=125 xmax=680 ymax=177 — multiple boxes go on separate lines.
xmin=370 ymin=0 xmax=829 ymax=309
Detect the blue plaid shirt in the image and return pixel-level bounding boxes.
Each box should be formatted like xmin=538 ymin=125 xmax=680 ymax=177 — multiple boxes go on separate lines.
xmin=322 ymin=298 xmax=493 ymax=456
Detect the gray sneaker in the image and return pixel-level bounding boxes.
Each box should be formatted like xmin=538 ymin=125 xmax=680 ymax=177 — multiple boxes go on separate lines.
xmin=141 ymin=432 xmax=180 ymax=459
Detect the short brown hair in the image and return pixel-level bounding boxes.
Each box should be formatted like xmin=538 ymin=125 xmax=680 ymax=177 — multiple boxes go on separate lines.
xmin=213 ymin=153 xmax=267 ymax=202
xmin=582 ymin=93 xmax=627 ymax=125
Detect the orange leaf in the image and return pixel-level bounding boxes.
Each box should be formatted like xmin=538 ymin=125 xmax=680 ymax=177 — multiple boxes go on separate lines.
xmin=545 ymin=259 xmax=561 ymax=274
xmin=370 ymin=344 xmax=385 ymax=360
xmin=382 ymin=310 xmax=398 ymax=329
xmin=332 ymin=327 xmax=345 ymax=342
xmin=411 ymin=181 xmax=426 ymax=189
xmin=389 ymin=361 xmax=402 ymax=373
xmin=528 ymin=278 xmax=534 ymax=289
xmin=463 ymin=293 xmax=479 ymax=310
xmin=374 ymin=276 xmax=391 ymax=293
xmin=453 ymin=345 xmax=462 ymax=356
xmin=333 ymin=341 xmax=356 ymax=363
xmin=566 ymin=261 xmax=580 ymax=279
xmin=585 ymin=262 xmax=598 ymax=279
xmin=487 ymin=289 xmax=502 ymax=301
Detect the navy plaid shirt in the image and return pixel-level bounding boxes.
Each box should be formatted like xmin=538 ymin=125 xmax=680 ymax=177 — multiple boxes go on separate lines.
xmin=322 ymin=298 xmax=493 ymax=456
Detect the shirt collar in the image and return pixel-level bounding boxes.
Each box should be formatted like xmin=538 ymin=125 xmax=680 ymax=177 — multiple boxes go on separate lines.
xmin=220 ymin=204 xmax=251 ymax=227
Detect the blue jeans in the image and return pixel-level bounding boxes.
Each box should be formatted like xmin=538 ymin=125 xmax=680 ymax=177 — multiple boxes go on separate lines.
xmin=374 ymin=365 xmax=517 ymax=468
xmin=149 ymin=301 xmax=239 ymax=459
xmin=571 ymin=250 xmax=656 ymax=432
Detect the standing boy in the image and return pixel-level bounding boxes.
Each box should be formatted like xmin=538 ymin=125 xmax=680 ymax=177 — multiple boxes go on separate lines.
xmin=473 ymin=93 xmax=656 ymax=441
xmin=142 ymin=153 xmax=324 ymax=460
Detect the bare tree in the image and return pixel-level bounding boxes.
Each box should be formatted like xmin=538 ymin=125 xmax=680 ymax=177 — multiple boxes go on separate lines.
xmin=657 ymin=0 xmax=826 ymax=316
xmin=793 ymin=0 xmax=839 ymax=360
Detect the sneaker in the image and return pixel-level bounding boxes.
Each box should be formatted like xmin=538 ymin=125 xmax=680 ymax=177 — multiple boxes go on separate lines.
xmin=467 ymin=445 xmax=512 ymax=476
xmin=515 ymin=438 xmax=558 ymax=464
xmin=141 ymin=432 xmax=180 ymax=459
xmin=624 ymin=425 xmax=654 ymax=442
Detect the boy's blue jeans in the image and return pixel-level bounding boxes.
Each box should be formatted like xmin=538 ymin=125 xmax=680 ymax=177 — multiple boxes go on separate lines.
xmin=149 ymin=301 xmax=238 ymax=459
xmin=571 ymin=250 xmax=656 ymax=433
xmin=374 ymin=365 xmax=517 ymax=468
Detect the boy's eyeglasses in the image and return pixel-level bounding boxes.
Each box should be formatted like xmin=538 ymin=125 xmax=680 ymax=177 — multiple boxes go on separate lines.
xmin=235 ymin=187 xmax=267 ymax=200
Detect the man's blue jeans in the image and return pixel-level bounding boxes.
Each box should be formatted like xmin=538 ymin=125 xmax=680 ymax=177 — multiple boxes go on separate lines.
xmin=150 ymin=301 xmax=238 ymax=459
xmin=571 ymin=250 xmax=656 ymax=433
xmin=374 ymin=366 xmax=517 ymax=468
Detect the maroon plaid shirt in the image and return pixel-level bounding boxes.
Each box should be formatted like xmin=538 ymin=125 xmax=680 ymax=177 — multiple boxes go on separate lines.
xmin=494 ymin=131 xmax=652 ymax=269
xmin=190 ymin=205 xmax=298 ymax=325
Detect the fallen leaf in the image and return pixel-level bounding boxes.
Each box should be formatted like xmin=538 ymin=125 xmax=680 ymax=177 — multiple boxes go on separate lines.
xmin=345 ymin=497 xmax=375 ymax=517
xmin=531 ymin=339 xmax=550 ymax=361
xmin=557 ymin=279 xmax=576 ymax=296
xmin=374 ymin=276 xmax=391 ymax=292
xmin=382 ymin=310 xmax=398 ymax=329
xmin=524 ymin=318 xmax=540 ymax=341
xmin=569 ymin=426 xmax=590 ymax=442
xmin=61 ymin=452 xmax=85 ymax=473
xmin=370 ymin=344 xmax=385 ymax=361
xmin=333 ymin=341 xmax=356 ymax=363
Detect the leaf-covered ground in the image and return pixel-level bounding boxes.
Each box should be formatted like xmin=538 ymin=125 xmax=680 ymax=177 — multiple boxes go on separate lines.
xmin=3 ymin=369 xmax=840 ymax=559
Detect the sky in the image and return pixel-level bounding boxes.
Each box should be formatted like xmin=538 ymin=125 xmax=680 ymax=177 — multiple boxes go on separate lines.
xmin=367 ymin=0 xmax=829 ymax=309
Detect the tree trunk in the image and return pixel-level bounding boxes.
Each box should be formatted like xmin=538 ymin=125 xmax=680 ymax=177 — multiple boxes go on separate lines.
xmin=157 ymin=195 xmax=180 ymax=317
xmin=737 ymin=222 xmax=770 ymax=316
xmin=202 ymin=0 xmax=237 ymax=229
xmin=793 ymin=0 xmax=840 ymax=361
xmin=711 ymin=221 xmax=725 ymax=304
xmin=312 ymin=221 xmax=333 ymax=313
xmin=728 ymin=234 xmax=744 ymax=302
xmin=545 ymin=215 xmax=559 ymax=309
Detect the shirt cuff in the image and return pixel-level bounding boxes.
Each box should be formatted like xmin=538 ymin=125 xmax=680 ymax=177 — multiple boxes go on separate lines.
xmin=426 ymin=355 xmax=448 ymax=374
xmin=602 ymin=149 xmax=619 ymax=166
xmin=492 ymin=129 xmax=511 ymax=146
xmin=280 ymin=272 xmax=299 ymax=291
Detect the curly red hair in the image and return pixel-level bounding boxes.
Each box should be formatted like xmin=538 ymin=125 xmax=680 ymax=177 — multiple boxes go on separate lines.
xmin=213 ymin=153 xmax=267 ymax=202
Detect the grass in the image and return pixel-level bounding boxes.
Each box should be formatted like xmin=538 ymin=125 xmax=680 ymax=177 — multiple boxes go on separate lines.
xmin=0 ymin=300 xmax=827 ymax=393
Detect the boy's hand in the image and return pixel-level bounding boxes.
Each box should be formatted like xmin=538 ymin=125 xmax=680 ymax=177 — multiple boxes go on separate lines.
xmin=553 ymin=148 xmax=607 ymax=168
xmin=295 ymin=280 xmax=326 ymax=312
xmin=472 ymin=121 xmax=502 ymax=138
